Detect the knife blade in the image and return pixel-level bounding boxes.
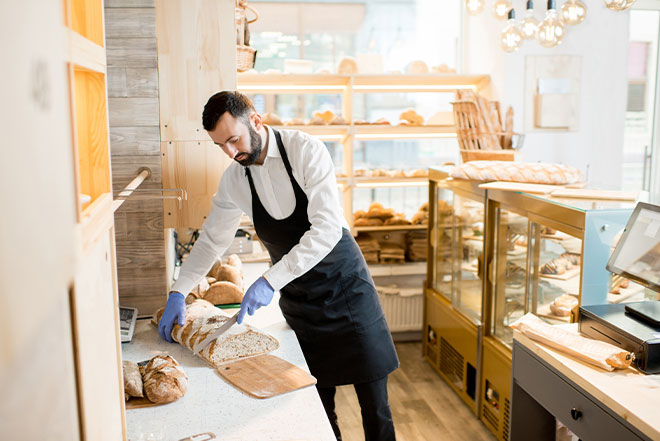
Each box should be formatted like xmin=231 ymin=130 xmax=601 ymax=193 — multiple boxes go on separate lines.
xmin=192 ymin=312 xmax=239 ymax=356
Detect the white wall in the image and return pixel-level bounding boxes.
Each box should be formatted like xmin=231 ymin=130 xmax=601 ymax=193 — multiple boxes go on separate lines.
xmin=463 ymin=3 xmax=630 ymax=188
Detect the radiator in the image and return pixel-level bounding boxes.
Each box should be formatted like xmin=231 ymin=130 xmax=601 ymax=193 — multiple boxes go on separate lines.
xmin=377 ymin=286 xmax=423 ymax=332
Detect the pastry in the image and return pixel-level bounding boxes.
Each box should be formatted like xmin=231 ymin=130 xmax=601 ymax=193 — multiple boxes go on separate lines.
xmin=399 ymin=109 xmax=424 ymax=126
xmin=337 ymin=57 xmax=358 ymax=74
xmin=142 ymin=355 xmax=188 ymax=404
xmin=549 ymin=294 xmax=578 ymax=317
xmin=329 ymin=115 xmax=347 ymax=125
xmin=153 ymin=300 xmax=280 ymax=365
xmin=407 ymin=60 xmax=429 ymax=74
xmin=308 ymin=116 xmax=326 ymax=125
xmin=313 ymin=110 xmax=335 ymax=124
xmin=261 ymin=112 xmax=282 ymax=126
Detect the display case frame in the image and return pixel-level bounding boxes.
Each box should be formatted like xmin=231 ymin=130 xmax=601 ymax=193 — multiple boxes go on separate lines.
xmin=424 ymin=168 xmax=488 ymax=415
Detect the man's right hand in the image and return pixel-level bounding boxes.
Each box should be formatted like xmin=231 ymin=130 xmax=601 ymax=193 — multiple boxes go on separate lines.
xmin=158 ymin=292 xmax=186 ymax=342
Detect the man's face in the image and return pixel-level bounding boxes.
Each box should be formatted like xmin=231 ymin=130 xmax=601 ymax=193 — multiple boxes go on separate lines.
xmin=208 ymin=112 xmax=263 ymax=166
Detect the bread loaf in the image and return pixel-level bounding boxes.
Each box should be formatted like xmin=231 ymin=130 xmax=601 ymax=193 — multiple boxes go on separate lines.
xmin=122 ymin=360 xmax=143 ymax=401
xmin=142 ymin=355 xmax=188 ymax=404
xmin=450 ymin=161 xmax=584 ymax=185
xmin=204 ymin=281 xmax=244 ymax=305
xmin=153 ymin=300 xmax=279 ymax=365
xmin=262 ymin=112 xmax=283 ymax=126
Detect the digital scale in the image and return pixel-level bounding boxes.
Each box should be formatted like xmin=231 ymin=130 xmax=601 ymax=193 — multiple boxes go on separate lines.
xmin=579 ymin=201 xmax=660 ymax=374
xmin=119 ymin=306 xmax=138 ymax=343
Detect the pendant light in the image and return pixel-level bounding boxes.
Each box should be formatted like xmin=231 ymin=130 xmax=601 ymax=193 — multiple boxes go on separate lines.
xmin=493 ymin=0 xmax=513 ymax=20
xmin=465 ymin=0 xmax=485 ymax=15
xmin=560 ymin=0 xmax=587 ymax=25
xmin=500 ymin=9 xmax=523 ymax=52
xmin=602 ymin=0 xmax=636 ymax=11
xmin=519 ymin=0 xmax=539 ymax=40
xmin=537 ymin=0 xmax=565 ymax=48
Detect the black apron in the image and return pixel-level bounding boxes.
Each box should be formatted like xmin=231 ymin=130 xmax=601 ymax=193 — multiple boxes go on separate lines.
xmin=245 ymin=130 xmax=399 ymax=387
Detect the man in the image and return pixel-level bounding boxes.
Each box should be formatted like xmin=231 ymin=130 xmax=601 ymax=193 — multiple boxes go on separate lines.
xmin=158 ymin=91 xmax=399 ymax=440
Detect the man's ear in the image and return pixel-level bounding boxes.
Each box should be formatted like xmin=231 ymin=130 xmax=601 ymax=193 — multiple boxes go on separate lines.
xmin=251 ymin=112 xmax=263 ymax=131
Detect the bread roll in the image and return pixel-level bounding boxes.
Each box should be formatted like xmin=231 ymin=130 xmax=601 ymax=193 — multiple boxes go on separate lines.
xmin=285 ymin=117 xmax=305 ymax=126
xmin=142 ymin=355 xmax=188 ymax=404
xmin=308 ymin=116 xmax=326 ymax=125
xmin=329 ymin=115 xmax=347 ymax=125
xmin=368 ymin=202 xmax=384 ymax=211
xmin=204 ymin=281 xmax=244 ymax=305
xmin=337 ymin=57 xmax=358 ymax=74
xmin=153 ymin=300 xmax=280 ymax=365
xmin=353 ymin=209 xmax=367 ymax=220
xmin=372 ymin=117 xmax=391 ymax=125
xmin=262 ymin=112 xmax=282 ymax=126
xmin=226 ymin=254 xmax=242 ymax=271
xmin=122 ymin=360 xmax=143 ymax=400
xmin=313 ymin=110 xmax=335 ymax=124
xmin=407 ymin=60 xmax=429 ymax=74
xmin=399 ymin=109 xmax=424 ymax=126
xmin=354 ymin=217 xmax=384 ymax=227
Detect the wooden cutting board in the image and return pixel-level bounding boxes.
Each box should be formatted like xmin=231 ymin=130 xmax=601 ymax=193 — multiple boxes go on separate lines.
xmin=217 ymin=354 xmax=317 ymax=399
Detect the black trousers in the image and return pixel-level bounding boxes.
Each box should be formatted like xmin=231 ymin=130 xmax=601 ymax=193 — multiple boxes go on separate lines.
xmin=316 ymin=376 xmax=396 ymax=441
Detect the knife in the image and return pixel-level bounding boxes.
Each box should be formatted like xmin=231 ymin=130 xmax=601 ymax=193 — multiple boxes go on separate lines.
xmin=192 ymin=312 xmax=239 ymax=356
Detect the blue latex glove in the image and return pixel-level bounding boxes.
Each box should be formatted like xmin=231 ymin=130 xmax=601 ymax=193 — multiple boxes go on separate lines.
xmin=158 ymin=292 xmax=186 ymax=343
xmin=238 ymin=277 xmax=274 ymax=324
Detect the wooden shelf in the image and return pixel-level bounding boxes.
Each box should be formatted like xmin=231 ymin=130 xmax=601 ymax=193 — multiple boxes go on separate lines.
xmin=67 ymin=28 xmax=106 ymax=74
xmin=354 ymin=177 xmax=428 ymax=187
xmin=237 ymin=73 xmax=490 ymax=93
xmin=355 ymin=224 xmax=427 ymax=233
xmin=368 ymin=261 xmax=427 ymax=276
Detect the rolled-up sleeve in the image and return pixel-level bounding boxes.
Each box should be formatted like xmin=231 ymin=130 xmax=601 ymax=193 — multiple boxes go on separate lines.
xmin=263 ymin=135 xmax=344 ymax=290
xmin=170 ymin=171 xmax=243 ymax=296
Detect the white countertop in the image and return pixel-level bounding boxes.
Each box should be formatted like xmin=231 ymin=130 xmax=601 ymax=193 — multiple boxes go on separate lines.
xmin=123 ymin=262 xmax=335 ymax=441
xmin=514 ymin=327 xmax=660 ymax=441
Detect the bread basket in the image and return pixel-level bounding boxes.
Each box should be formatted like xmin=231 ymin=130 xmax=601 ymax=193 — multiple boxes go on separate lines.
xmin=236 ymin=0 xmax=259 ymax=72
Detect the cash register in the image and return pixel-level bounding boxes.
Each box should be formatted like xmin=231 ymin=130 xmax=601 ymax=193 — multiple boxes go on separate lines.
xmin=579 ymin=201 xmax=660 ymax=374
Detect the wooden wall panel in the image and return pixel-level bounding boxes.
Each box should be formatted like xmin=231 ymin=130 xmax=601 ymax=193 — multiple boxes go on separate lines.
xmin=161 ymin=140 xmax=232 ymax=228
xmin=106 ymin=2 xmax=166 ymax=315
xmin=156 ymin=0 xmax=236 ymax=228
xmin=109 ymin=126 xmax=160 ymax=156
xmin=156 ymin=0 xmax=237 ymax=141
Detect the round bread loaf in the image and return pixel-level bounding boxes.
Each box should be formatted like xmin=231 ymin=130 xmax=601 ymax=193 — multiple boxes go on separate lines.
xmin=142 ymin=355 xmax=188 ymax=404
xmin=204 ymin=281 xmax=244 ymax=305
xmin=213 ymin=265 xmax=244 ymax=291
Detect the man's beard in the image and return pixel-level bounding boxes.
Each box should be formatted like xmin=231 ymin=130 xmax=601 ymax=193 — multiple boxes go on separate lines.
xmin=236 ymin=125 xmax=263 ymax=166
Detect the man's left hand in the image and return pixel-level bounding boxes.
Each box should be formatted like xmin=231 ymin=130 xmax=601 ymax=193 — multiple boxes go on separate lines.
xmin=238 ymin=276 xmax=274 ymax=324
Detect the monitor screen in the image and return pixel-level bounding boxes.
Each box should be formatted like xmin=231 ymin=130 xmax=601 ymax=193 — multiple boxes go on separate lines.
xmin=607 ymin=202 xmax=660 ymax=293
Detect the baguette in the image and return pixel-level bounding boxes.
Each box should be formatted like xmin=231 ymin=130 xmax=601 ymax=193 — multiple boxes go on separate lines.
xmin=153 ymin=300 xmax=279 ymax=365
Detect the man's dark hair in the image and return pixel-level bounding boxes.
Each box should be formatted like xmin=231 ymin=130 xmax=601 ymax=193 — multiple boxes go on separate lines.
xmin=202 ymin=91 xmax=255 ymax=131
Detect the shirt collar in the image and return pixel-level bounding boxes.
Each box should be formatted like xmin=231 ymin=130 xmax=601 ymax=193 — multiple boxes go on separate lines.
xmin=264 ymin=125 xmax=280 ymax=160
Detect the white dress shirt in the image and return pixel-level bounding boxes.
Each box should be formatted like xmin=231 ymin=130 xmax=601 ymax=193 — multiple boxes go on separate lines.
xmin=171 ymin=125 xmax=348 ymax=295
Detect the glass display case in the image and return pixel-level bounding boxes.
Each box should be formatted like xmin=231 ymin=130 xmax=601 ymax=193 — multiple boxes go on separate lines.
xmin=425 ymin=168 xmax=487 ymax=415
xmin=480 ymin=189 xmax=636 ymax=441
xmin=485 ymin=191 xmax=636 ymax=349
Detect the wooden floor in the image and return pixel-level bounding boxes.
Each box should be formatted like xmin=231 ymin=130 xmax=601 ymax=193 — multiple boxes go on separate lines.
xmin=334 ymin=342 xmax=496 ymax=441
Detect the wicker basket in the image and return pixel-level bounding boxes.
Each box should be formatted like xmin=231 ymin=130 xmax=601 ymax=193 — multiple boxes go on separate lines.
xmin=452 ymin=99 xmax=523 ymax=163
xmin=236 ymin=1 xmax=258 ymax=72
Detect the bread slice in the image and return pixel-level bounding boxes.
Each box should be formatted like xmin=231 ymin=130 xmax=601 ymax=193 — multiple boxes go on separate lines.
xmin=152 ymin=300 xmax=279 ymax=365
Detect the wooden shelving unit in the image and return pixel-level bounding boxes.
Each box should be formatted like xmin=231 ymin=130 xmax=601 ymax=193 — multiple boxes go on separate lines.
xmin=65 ymin=0 xmax=126 ymax=438
xmin=237 ymin=72 xmax=490 ymax=242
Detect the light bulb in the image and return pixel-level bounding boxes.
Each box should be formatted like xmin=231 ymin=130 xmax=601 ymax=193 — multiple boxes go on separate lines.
xmin=493 ymin=0 xmax=513 ymax=20
xmin=602 ymin=0 xmax=636 ymax=11
xmin=537 ymin=0 xmax=565 ymax=48
xmin=520 ymin=0 xmax=539 ymax=40
xmin=500 ymin=9 xmax=523 ymax=52
xmin=465 ymin=0 xmax=485 ymax=15
xmin=560 ymin=0 xmax=586 ymax=25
